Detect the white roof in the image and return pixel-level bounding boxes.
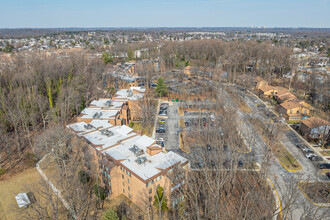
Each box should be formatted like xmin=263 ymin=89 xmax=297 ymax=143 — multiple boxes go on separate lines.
xmin=80 ymin=107 xmax=119 ymax=119
xmin=16 ymin=193 xmax=30 ymax=208
xmin=90 ymin=99 xmax=125 ymax=109
xmin=131 ymin=87 xmax=146 ymax=93
xmin=82 ymin=125 xmax=136 ymax=150
xmin=67 ymin=120 xmax=113 ymax=136
xmin=114 ymin=88 xmax=145 ymax=101
xmin=104 ymin=135 xmax=188 ymax=181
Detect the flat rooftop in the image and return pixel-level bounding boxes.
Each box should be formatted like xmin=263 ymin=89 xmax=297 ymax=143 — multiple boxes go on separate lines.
xmin=80 ymin=107 xmax=119 ymax=119
xmin=104 ymin=135 xmax=188 ymax=181
xmin=67 ymin=120 xmax=113 ymax=136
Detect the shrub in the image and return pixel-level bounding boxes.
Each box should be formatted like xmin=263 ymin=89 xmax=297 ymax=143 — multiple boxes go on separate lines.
xmin=129 ymin=122 xmax=134 ymax=127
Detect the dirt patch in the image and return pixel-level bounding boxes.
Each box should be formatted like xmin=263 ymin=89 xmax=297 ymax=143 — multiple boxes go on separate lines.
xmin=320 ymin=151 xmax=330 ymax=157
xmin=179 ymin=132 xmax=190 ymax=153
xmin=299 ymin=182 xmax=330 ymax=204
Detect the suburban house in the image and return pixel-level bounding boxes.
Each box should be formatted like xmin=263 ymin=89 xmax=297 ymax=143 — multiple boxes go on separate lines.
xmin=300 ymin=117 xmax=330 ymax=140
xmin=277 ymin=100 xmax=311 ymax=121
xmin=67 ymin=120 xmax=188 ymax=209
xmin=273 ymin=87 xmax=297 ymax=103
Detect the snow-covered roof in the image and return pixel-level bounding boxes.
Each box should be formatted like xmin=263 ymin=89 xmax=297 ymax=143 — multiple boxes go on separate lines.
xmin=104 ymin=135 xmax=188 ymax=181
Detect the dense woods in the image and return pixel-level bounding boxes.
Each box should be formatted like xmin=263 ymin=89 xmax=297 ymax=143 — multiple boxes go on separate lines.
xmin=161 ymin=40 xmax=293 ymax=81
xmin=0 ymin=54 xmax=105 ymax=169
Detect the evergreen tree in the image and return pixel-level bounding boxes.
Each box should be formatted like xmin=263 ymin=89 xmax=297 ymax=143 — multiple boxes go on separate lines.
xmin=102 ymin=208 xmax=119 ymax=220
xmin=153 ymin=186 xmax=168 ymax=213
xmin=156 ymin=77 xmax=168 ymax=98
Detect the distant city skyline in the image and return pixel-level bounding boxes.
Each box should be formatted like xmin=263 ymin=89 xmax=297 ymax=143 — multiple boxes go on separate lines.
xmin=1 ymin=0 xmax=329 ymax=28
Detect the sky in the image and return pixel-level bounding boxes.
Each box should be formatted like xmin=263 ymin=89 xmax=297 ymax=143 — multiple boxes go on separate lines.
xmin=0 ymin=0 xmax=329 ymax=28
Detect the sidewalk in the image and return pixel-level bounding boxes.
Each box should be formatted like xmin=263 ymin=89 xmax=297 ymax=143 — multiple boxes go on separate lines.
xmin=36 ymin=154 xmax=78 ymax=220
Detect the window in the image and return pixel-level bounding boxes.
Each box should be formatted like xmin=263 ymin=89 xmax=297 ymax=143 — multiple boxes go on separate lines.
xmin=128 ymin=186 xmax=130 ymax=191
xmin=122 ymin=175 xmax=124 ymax=179
xmin=123 ymin=189 xmax=125 ymax=193
xmin=108 ymin=181 xmax=111 ymax=187
xmin=155 ymin=176 xmax=162 ymax=182
xmin=149 ymin=189 xmax=152 ymax=194
xmin=128 ymin=179 xmax=130 ymax=184
xmin=146 ymin=180 xmax=153 ymax=187
xmin=290 ymin=110 xmax=293 ymax=113
xmin=129 ymin=194 xmax=131 ymax=199
xmin=123 ymin=182 xmax=125 ymax=186
xmin=297 ymin=110 xmax=300 ymax=114
xmin=149 ymin=197 xmax=152 ymax=202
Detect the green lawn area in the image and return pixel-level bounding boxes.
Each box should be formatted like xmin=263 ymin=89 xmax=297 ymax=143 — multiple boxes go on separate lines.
xmin=130 ymin=121 xmax=153 ymax=137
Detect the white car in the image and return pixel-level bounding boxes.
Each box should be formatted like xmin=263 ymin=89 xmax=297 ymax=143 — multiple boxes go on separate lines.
xmin=156 ymin=138 xmax=164 ymax=142
xmin=304 ymin=153 xmax=317 ymax=159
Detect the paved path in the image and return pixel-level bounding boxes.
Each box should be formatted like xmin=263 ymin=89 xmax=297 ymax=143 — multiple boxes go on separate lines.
xmin=36 ymin=154 xmax=78 ymax=220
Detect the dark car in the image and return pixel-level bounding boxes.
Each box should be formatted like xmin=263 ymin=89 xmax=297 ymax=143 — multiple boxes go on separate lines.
xmin=318 ymin=163 xmax=330 ymax=169
xmin=238 ymin=160 xmax=243 ymax=167
xmin=223 ymin=145 xmax=229 ymax=151
xmin=326 ymin=172 xmax=330 ymax=179
xmin=296 ymin=144 xmax=306 ymax=149
xmin=156 ymin=128 xmax=165 ymax=133
xmin=207 ymin=144 xmax=212 ymax=151
xmin=185 ymin=122 xmax=190 ymax=127
xmin=184 ymin=111 xmax=188 ymax=115
xmin=160 ymin=106 xmax=167 ymax=110
xmin=310 ymin=156 xmax=322 ymax=161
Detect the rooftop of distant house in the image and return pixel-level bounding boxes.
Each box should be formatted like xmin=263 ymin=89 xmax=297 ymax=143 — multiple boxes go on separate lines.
xmin=301 ymin=117 xmax=330 ymax=129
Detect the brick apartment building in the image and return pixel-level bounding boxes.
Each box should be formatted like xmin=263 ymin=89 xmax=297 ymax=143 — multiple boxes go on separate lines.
xmin=67 ymin=120 xmax=188 ymax=209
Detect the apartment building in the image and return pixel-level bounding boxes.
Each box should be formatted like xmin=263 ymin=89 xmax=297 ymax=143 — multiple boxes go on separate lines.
xmin=77 ymin=87 xmax=146 ymax=125
xmin=67 ymin=120 xmax=188 ymax=209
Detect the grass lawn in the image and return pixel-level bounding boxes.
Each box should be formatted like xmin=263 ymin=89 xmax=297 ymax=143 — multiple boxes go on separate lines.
xmin=130 ymin=121 xmax=153 ymax=137
xmin=320 ymin=151 xmax=330 ymax=157
xmin=0 ymin=168 xmax=41 ymax=220
xmin=0 ymin=167 xmax=66 ymax=220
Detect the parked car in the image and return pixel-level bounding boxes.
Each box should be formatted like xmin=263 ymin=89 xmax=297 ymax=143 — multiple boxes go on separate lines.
xmin=310 ymin=155 xmax=322 ymax=161
xmin=158 ymin=123 xmax=165 ymax=128
xmin=156 ymin=137 xmax=164 ymax=142
xmin=184 ymin=111 xmax=188 ymax=115
xmin=160 ymin=106 xmax=167 ymax=110
xmin=207 ymin=144 xmax=212 ymax=151
xmin=302 ymin=148 xmax=314 ymax=154
xmin=296 ymin=144 xmax=306 ymax=149
xmin=238 ymin=160 xmax=243 ymax=167
xmin=326 ymin=172 xmax=330 ymax=179
xmin=185 ymin=122 xmax=190 ymax=127
xmin=318 ymin=163 xmax=330 ymax=169
xmin=305 ymin=153 xmax=317 ymax=159
xmin=156 ymin=128 xmax=165 ymax=133
xmin=159 ymin=119 xmax=166 ymax=123
xmin=159 ymin=111 xmax=167 ymax=116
